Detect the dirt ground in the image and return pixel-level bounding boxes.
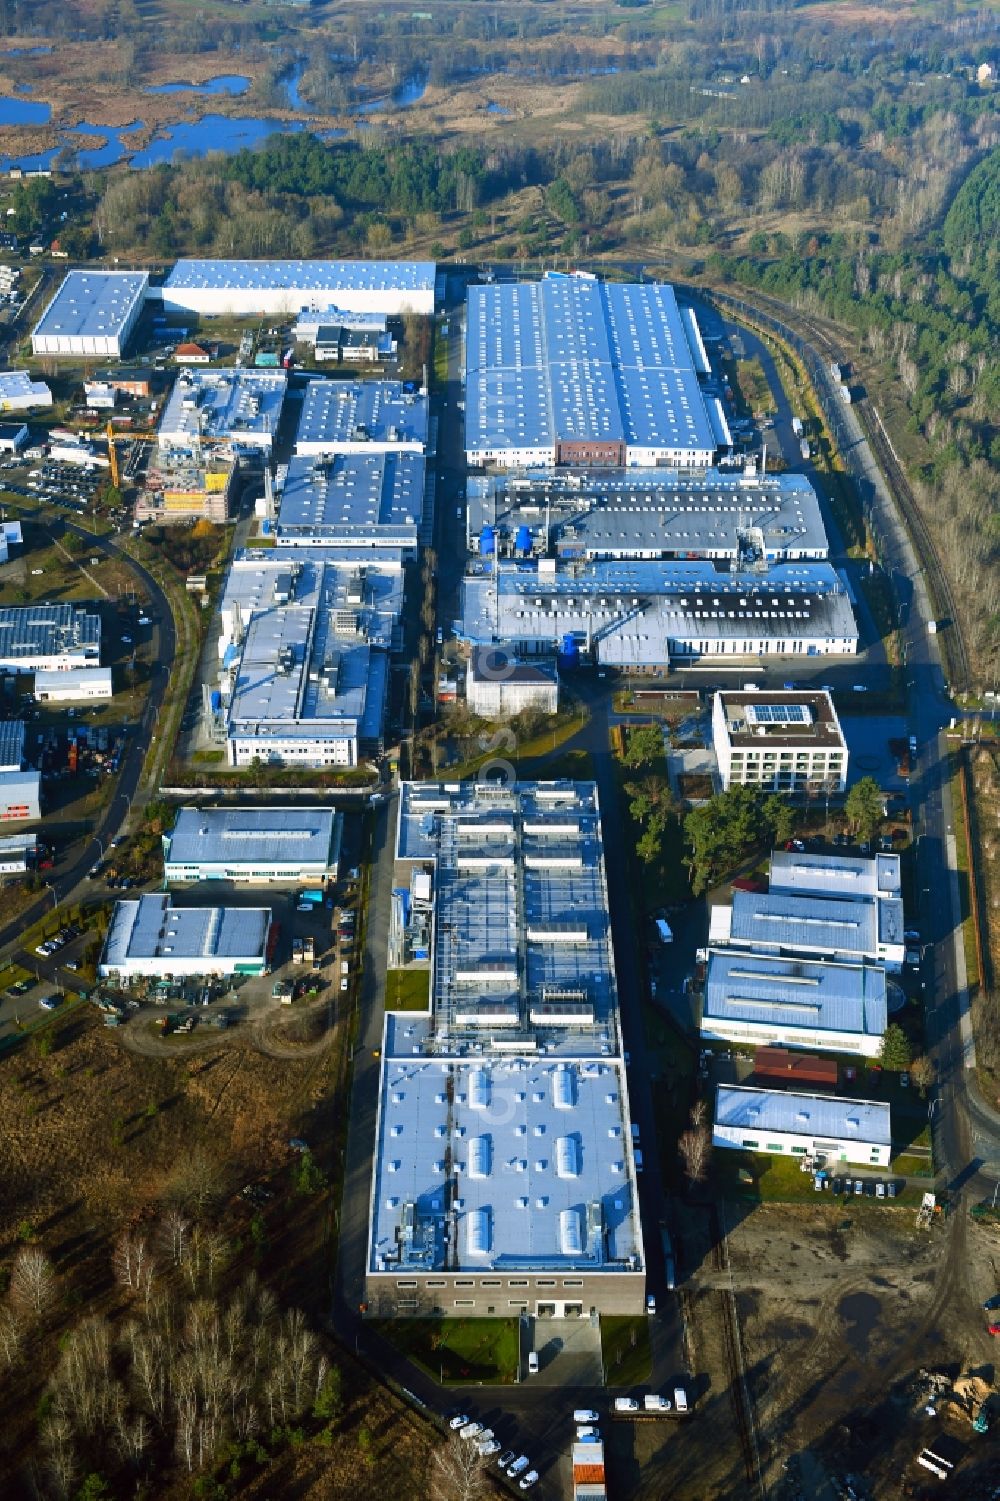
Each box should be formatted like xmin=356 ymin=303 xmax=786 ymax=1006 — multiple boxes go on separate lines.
xmin=633 ymin=1199 xmax=1000 ymax=1500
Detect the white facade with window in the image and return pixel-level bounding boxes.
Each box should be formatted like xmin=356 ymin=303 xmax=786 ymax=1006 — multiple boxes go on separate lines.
xmin=713 ymin=1085 xmax=891 ymax=1167
xmin=712 ymin=690 xmax=848 ymax=792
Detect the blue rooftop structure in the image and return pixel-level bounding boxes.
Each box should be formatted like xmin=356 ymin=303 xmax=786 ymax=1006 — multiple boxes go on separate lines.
xmin=715 ymin=1085 xmax=891 ymax=1147
xmin=703 ymin=950 xmax=887 ymax=1044
xmin=465 ymin=278 xmax=723 ymax=468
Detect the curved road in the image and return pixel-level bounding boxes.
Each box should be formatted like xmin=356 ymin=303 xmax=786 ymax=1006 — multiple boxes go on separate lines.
xmin=0 ymin=511 xmax=175 ymax=958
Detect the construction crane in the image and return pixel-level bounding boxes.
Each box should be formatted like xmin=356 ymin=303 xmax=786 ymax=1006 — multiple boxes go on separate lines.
xmin=104 ymin=422 xmax=232 ymax=490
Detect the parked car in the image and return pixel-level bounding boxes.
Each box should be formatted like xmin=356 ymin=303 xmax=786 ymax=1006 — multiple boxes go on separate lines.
xmin=854 ymin=1179 xmax=863 ymax=1195
xmin=573 ymin=1410 xmax=599 ymax=1425
xmin=38 ymin=995 xmax=59 ymax=1011
xmin=507 ymin=1456 xmax=530 ymax=1478
xmin=520 ymin=1474 xmax=539 ymax=1491
xmin=459 ymin=1422 xmax=481 ymax=1440
xmin=497 ymin=1450 xmax=516 ymax=1470
xmin=646 ymin=1294 xmax=656 ymax=1315
xmin=449 ymin=1414 xmax=469 ymax=1431
xmin=674 ymin=1387 xmax=689 ymax=1413
xmin=527 ymin=1351 xmax=539 ymax=1374
xmin=988 ymin=1323 xmax=1000 ymax=1337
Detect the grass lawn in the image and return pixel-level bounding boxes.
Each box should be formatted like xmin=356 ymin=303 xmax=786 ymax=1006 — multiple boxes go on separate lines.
xmin=889 ymin=1152 xmax=934 ymax=1178
xmin=715 ymin=1148 xmax=926 ymax=1206
xmin=371 ymin=1317 xmax=520 ymax=1385
xmin=385 ymin=967 xmax=431 ymax=1012
xmin=601 ymin=1315 xmax=652 ymax=1387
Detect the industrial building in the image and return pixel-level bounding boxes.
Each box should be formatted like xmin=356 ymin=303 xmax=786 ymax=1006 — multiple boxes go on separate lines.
xmin=701 ymin=949 xmax=887 ymax=1057
xmin=0 ymin=518 xmax=22 ymax=564
xmin=294 ymin=379 xmax=428 ymax=456
xmin=135 ymin=451 xmax=238 ymax=525
xmin=33 ymin=666 xmax=113 ymax=701
xmin=99 ymin=893 xmax=272 ymax=980
xmin=157 ymin=260 xmax=436 ymax=318
xmin=274 ymin=452 xmax=425 ymax=556
xmin=712 ymin=690 xmax=848 ymax=793
xmin=465 ymin=645 xmax=559 ymax=717
xmin=216 ymin=550 xmax=402 ymax=768
xmin=292 ymin=305 xmax=395 ymax=365
xmin=460 ymin=559 xmax=859 ymax=668
xmin=713 ymin=1084 xmax=892 ymax=1167
xmin=31 ymin=270 xmax=148 ymax=358
xmin=0 ymin=832 xmax=39 ymax=876
xmin=465 ymin=277 xmax=727 ymax=469
xmin=0 ymin=370 xmax=52 ymax=412
xmin=158 ymin=369 xmax=287 ymax=453
xmin=0 ymin=604 xmax=101 ymax=674
xmin=0 ymin=423 xmax=27 ymax=454
xmin=709 ymin=851 xmax=905 ymax=970
xmin=0 ymin=719 xmax=25 ymax=770
xmin=468 ymin=469 xmax=829 ymax=564
xmin=163 ymin=807 xmax=343 ymax=885
xmin=367 ymin=781 xmax=645 ymax=1319
xmin=0 ymin=769 xmax=41 ymax=823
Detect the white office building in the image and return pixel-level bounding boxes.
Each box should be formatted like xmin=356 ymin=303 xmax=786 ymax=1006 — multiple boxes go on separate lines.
xmin=32 ymin=271 xmax=148 ymax=358
xmin=274 ymin=451 xmax=425 ymax=557
xmin=163 ymin=807 xmax=343 ymax=885
xmin=157 ymin=260 xmax=436 ymax=318
xmin=34 ymin=667 xmax=113 ymax=701
xmin=99 ymin=893 xmax=272 ymax=980
xmin=465 ymin=646 xmax=559 ymax=717
xmin=712 ymin=690 xmax=849 ymax=792
xmin=0 ymin=518 xmax=22 ymax=564
xmin=713 ymin=1084 xmax=892 ymax=1168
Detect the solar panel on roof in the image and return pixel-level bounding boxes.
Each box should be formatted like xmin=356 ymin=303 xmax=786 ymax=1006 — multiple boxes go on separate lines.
xmin=746 ymin=702 xmax=812 ymax=726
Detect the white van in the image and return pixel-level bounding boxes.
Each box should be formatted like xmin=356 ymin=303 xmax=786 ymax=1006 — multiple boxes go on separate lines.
xmin=527 ymin=1351 xmax=539 ymax=1375
xmin=573 ymin=1409 xmax=599 ymax=1425
xmin=614 ymin=1397 xmax=639 ymax=1413
xmin=644 ymin=1394 xmax=671 ymax=1413
xmin=674 ymin=1387 xmax=689 ymax=1414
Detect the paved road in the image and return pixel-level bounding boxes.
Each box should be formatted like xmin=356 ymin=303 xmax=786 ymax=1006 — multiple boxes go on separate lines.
xmin=0 ymin=512 xmax=175 ymax=960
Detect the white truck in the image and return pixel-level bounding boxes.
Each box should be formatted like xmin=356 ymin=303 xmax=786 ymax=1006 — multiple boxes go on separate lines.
xmin=791 ymin=416 xmax=804 ymax=438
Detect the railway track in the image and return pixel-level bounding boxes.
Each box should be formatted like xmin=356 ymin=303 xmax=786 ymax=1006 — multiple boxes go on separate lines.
xmin=705 ymin=284 xmax=970 ymax=693
xmin=710 ymin=1205 xmax=764 ymax=1498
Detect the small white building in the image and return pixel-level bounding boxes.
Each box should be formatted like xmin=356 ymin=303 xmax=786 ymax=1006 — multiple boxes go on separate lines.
xmin=99 ymin=893 xmax=272 ymax=980
xmin=466 ymin=646 xmax=559 ymax=717
xmin=163 ymin=807 xmax=343 ymax=885
xmin=712 ymin=690 xmax=848 ymax=793
xmin=34 ymin=667 xmax=113 ymax=701
xmin=713 ymin=1084 xmax=891 ymax=1168
xmin=84 ymin=381 xmax=117 ymax=410
xmin=0 ymin=768 xmax=41 ymax=823
xmin=0 ymin=371 xmax=52 ymax=413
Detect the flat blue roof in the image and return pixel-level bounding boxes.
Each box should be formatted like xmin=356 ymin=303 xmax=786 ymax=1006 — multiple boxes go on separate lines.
xmin=704 ymin=951 xmax=887 ymax=1037
xmin=33 ymin=271 xmax=148 ymax=341
xmin=716 ymin=1084 xmax=891 ymax=1146
xmin=165 ymin=259 xmax=435 ymax=293
xmin=465 ymin=279 xmax=718 ymax=458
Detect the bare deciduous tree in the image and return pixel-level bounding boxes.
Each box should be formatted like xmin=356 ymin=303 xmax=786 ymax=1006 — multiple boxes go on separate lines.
xmin=10 ymin=1244 xmax=56 ymax=1320
xmin=114 ymin=1232 xmax=156 ymax=1302
xmin=910 ymin=1055 xmax=935 ymax=1099
xmin=41 ymin=1414 xmax=77 ymax=1501
xmin=678 ymin=1125 xmax=712 ymax=1185
xmin=0 ymin=1307 xmax=20 ymax=1369
xmin=430 ymin=1435 xmax=490 ymax=1501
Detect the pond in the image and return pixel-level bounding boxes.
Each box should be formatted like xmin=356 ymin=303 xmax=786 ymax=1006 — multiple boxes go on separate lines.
xmin=0 ymin=94 xmax=52 ymax=125
xmin=129 ymin=113 xmax=304 ymax=168
xmin=69 ymin=120 xmax=146 ymax=170
xmin=282 ymin=59 xmax=308 ymax=112
xmin=356 ymin=72 xmax=427 ymax=114
xmin=2 ymin=45 xmax=53 ymax=57
xmin=144 ymin=75 xmax=251 ymax=96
